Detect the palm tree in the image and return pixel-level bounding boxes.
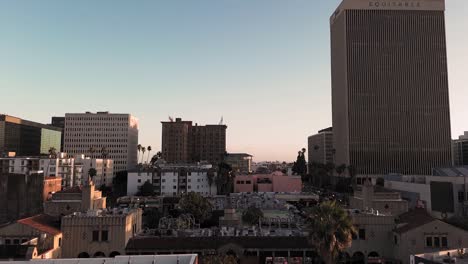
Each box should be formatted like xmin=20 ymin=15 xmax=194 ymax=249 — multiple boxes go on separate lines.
xmin=141 ymin=147 xmax=146 ymax=164
xmin=146 ymin=146 xmax=152 ymax=164
xmin=307 ymin=201 xmax=355 ymax=264
xmin=206 ymin=168 xmax=215 ymax=196
xmin=48 ymin=147 xmax=57 ymax=159
xmin=89 ymin=146 xmax=96 ymax=158
xmin=137 ymin=144 xmax=142 ymax=164
xmin=347 ymin=165 xmax=357 ymax=192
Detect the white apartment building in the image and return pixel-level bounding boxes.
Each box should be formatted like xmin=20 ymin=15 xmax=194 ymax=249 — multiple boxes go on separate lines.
xmin=63 ymin=112 xmax=138 ymax=174
xmin=127 ymin=162 xmax=217 ymax=197
xmin=0 ymin=153 xmax=114 ymax=188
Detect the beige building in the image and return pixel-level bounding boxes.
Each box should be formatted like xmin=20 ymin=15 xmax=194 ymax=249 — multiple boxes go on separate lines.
xmin=350 ymin=179 xmax=408 ymax=216
xmin=61 ymin=208 xmax=142 ymax=258
xmin=307 ymin=127 xmax=334 ymax=165
xmin=393 ymin=209 xmax=468 ymax=264
xmin=63 ymin=112 xmax=139 ymax=173
xmin=0 ymin=214 xmax=62 ymax=260
xmin=44 ymin=181 xmax=106 ymax=218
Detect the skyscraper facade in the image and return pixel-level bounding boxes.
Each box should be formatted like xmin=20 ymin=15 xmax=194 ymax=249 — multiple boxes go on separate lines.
xmin=0 ymin=114 xmax=62 ymax=157
xmin=331 ymin=0 xmax=451 ymax=175
xmin=63 ymin=112 xmax=138 ymax=173
xmin=308 ymin=127 xmax=334 ymax=165
xmin=161 ymin=118 xmax=227 ymax=165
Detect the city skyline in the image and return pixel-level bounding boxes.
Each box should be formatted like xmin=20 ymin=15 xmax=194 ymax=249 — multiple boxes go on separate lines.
xmin=1 ymin=0 xmax=467 ymax=162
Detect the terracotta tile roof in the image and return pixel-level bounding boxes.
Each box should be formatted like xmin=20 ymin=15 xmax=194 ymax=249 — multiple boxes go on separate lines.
xmin=17 ymin=214 xmax=61 ymax=236
xmin=394 ymin=209 xmax=436 ymax=234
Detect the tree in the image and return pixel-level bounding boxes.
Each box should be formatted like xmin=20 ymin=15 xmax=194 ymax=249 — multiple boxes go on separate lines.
xmin=143 ymin=208 xmax=163 ymax=229
xmin=347 ymin=165 xmax=357 ymax=192
xmin=88 ymin=168 xmax=97 ymax=179
xmin=112 ymin=171 xmax=128 ymax=197
xmin=137 ymin=144 xmax=142 ymax=164
xmin=216 ymin=162 xmax=233 ymax=195
xmin=207 ymin=168 xmax=215 ymax=195
xmin=98 ymin=184 xmax=112 ymax=197
xmin=48 ymin=147 xmax=57 ymax=159
xmin=141 ymin=147 xmax=146 ymax=164
xmin=146 ymin=146 xmax=152 ymax=164
xmin=201 ymin=255 xmax=238 ymax=264
xmin=178 ymin=192 xmax=212 ymax=223
xmin=138 ymin=181 xmax=154 ymax=196
xmin=376 ymin=177 xmax=385 ymax=187
xmin=150 ymin=151 xmax=162 ymax=167
xmin=306 ymin=201 xmax=355 ymax=264
xmin=242 ymin=206 xmax=263 ymax=225
xmin=335 ymin=164 xmax=347 ymax=178
xmin=292 ymin=148 xmax=307 ymax=176
xmin=89 ymin=146 xmax=96 ymax=158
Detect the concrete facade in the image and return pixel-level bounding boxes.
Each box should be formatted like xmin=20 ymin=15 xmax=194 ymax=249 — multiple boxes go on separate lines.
xmin=234 ymin=172 xmax=302 ymax=193
xmin=308 ymin=127 xmax=334 ymax=165
xmin=63 ymin=112 xmax=138 ymax=174
xmin=61 ymin=208 xmax=142 ymax=258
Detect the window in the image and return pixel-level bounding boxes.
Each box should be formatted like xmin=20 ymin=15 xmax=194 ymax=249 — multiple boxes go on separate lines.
xmin=5 ymin=239 xmax=11 ymax=245
xmin=358 ymin=229 xmax=366 ymax=240
xmin=394 ymin=235 xmax=398 ymax=245
xmin=92 ymin=231 xmax=99 ymax=241
xmin=137 ymin=179 xmax=141 ymax=183
xmin=21 ymin=239 xmax=27 ymax=244
xmin=162 ymin=179 xmax=166 ymax=183
xmin=458 ymin=191 xmax=465 ymax=202
xmin=434 ymin=237 xmax=440 ymax=247
xmin=101 ymin=231 xmax=108 ymax=241
xmin=173 ymin=186 xmax=177 ymax=189
xmin=58 ymin=238 xmax=62 ymax=246
xmin=246 ymin=181 xmax=251 ymax=184
xmin=426 ymin=237 xmax=433 ymax=247
xmin=13 ymin=239 xmax=19 ymax=245
xmin=442 ymin=237 xmax=448 ymax=247
xmin=236 ymin=181 xmax=241 ymax=184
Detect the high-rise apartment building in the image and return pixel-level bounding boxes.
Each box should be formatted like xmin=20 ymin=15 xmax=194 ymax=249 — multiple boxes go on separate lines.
xmin=452 ymin=132 xmax=468 ymax=166
xmin=308 ymin=127 xmax=334 ymax=165
xmin=0 ymin=114 xmax=62 ymax=157
xmin=330 ymin=0 xmax=452 ymax=175
xmin=161 ymin=118 xmax=227 ymax=165
xmin=63 ymin=112 xmax=138 ymax=173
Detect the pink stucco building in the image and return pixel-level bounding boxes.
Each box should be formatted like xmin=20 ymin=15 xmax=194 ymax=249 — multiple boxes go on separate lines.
xmin=234 ymin=171 xmax=302 ymax=193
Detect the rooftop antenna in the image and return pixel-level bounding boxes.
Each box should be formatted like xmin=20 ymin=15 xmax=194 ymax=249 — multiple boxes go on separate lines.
xmin=219 ymin=116 xmax=224 ymax=125
xmin=168 ymin=116 xmax=174 ymax=122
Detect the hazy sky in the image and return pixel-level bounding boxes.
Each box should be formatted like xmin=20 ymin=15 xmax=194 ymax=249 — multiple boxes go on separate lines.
xmin=1 ymin=0 xmax=467 ymax=162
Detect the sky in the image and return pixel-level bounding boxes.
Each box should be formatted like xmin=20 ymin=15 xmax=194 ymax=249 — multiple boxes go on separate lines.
xmin=1 ymin=0 xmax=467 ymax=162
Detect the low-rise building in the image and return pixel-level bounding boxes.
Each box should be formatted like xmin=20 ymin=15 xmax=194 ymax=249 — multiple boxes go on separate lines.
xmin=61 ymin=208 xmax=142 ymax=258
xmin=412 ymin=248 xmax=468 ymax=264
xmin=0 ymin=214 xmax=62 ymax=260
xmin=394 ymin=209 xmax=468 ymax=264
xmin=350 ymin=179 xmax=408 ymax=216
xmin=224 ymin=153 xmax=253 ymax=174
xmin=43 ymin=177 xmax=62 ymax=202
xmin=127 ymin=162 xmax=217 ymax=197
xmin=44 ymin=181 xmax=106 ymax=218
xmin=234 ymin=171 xmax=302 ymax=193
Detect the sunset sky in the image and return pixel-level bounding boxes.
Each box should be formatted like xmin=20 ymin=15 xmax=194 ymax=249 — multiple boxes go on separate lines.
xmin=1 ymin=0 xmax=467 ymax=162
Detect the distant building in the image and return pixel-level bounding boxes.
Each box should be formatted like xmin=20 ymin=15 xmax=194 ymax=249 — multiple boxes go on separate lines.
xmin=0 ymin=214 xmax=62 ymax=260
xmin=127 ymin=162 xmax=217 ymax=197
xmin=234 ymin=171 xmax=302 ymax=193
xmin=331 ymin=0 xmax=452 ymax=175
xmin=44 ymin=181 xmax=106 ymax=218
xmin=412 ymin=248 xmax=468 ymax=264
xmin=161 ymin=118 xmax=227 ymax=165
xmin=224 ymin=153 xmax=252 ymax=174
xmin=50 ymin=117 xmax=65 ymax=152
xmin=63 ymin=112 xmax=139 ymax=173
xmin=0 ymin=171 xmax=44 ymax=224
xmin=43 ymin=177 xmax=62 ymax=202
xmin=0 ymin=114 xmax=62 ymax=157
xmin=61 ymin=208 xmax=142 ymax=258
xmin=307 ymin=127 xmax=333 ymax=165
xmin=453 ymin=132 xmax=468 ymax=166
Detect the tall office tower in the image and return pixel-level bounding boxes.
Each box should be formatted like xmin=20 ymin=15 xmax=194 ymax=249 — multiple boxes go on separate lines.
xmin=50 ymin=116 xmax=65 ymax=151
xmin=452 ymin=132 xmax=468 ymax=166
xmin=0 ymin=114 xmax=62 ymax=157
xmin=63 ymin=112 xmax=139 ymax=173
xmin=161 ymin=118 xmax=227 ymax=165
xmin=331 ymin=0 xmax=452 ymax=175
xmin=308 ymin=127 xmax=334 ymax=165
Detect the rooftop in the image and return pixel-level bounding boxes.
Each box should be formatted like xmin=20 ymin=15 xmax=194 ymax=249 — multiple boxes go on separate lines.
xmin=17 ymin=214 xmax=61 ymax=236
xmin=414 ymin=248 xmax=468 ymax=264
xmin=394 ymin=209 xmax=436 ymax=234
xmin=433 ymin=167 xmax=468 ymax=177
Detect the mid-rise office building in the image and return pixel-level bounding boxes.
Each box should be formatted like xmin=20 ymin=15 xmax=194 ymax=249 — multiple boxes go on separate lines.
xmin=330 ymin=0 xmax=452 ymax=175
xmin=452 ymin=132 xmax=468 ymax=166
xmin=0 ymin=114 xmax=62 ymax=157
xmin=50 ymin=116 xmax=65 ymax=151
xmin=307 ymin=127 xmax=334 ymax=165
xmin=161 ymin=118 xmax=227 ymax=165
xmin=63 ymin=112 xmax=138 ymax=173
xmin=224 ymin=153 xmax=253 ymax=174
